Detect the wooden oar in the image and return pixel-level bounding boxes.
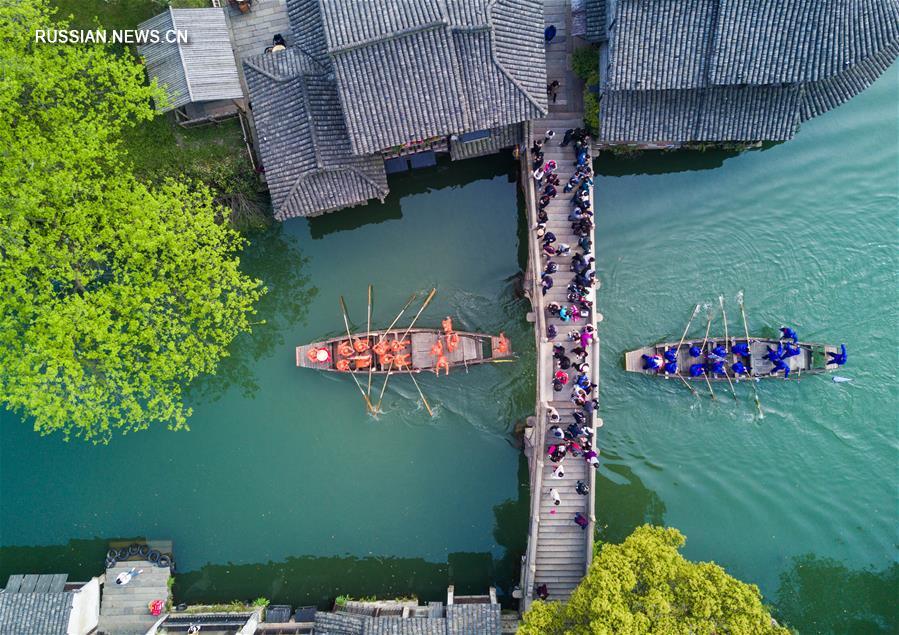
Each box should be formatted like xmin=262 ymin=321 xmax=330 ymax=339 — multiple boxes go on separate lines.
xmin=365 ymin=285 xmax=374 ymax=399
xmin=701 ymin=305 xmax=713 ymax=352
xmin=374 ymin=288 xmax=437 ymax=413
xmin=339 ymin=296 xmax=375 ymax=413
xmin=677 ymin=372 xmax=699 ymax=397
xmin=668 ymin=304 xmax=700 ymax=395
xmin=736 ymin=290 xmax=763 ymax=418
xmin=408 ymin=370 xmax=434 ymax=417
xmin=676 ymin=304 xmax=701 ymax=354
xmin=718 ymin=295 xmax=738 ymax=401
xmin=375 ymin=293 xmax=418 ymax=345
xmin=700 ymin=306 xmax=716 ymax=400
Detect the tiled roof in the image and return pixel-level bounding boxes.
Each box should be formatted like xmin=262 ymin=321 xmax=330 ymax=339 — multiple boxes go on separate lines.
xmin=314 ymin=611 xmax=366 ymax=634
xmin=364 ymin=616 xmax=447 ymax=634
xmin=801 ymin=39 xmax=899 ymax=120
xmin=306 ymin=0 xmax=547 ymax=154
xmin=584 ymin=0 xmax=607 ymax=43
xmin=286 ymin=0 xmax=329 ymax=62
xmin=600 ymin=86 xmax=801 ymax=142
xmin=607 ymin=0 xmax=718 ymax=91
xmin=243 ymin=48 xmax=389 ymax=219
xmin=137 ymin=9 xmax=243 ymax=111
xmin=446 ymin=603 xmax=501 ymax=635
xmin=599 ymin=0 xmax=899 ymax=142
xmin=0 ymin=592 xmax=74 ymax=635
xmin=449 ymin=124 xmax=523 ymax=161
xmin=709 ymin=0 xmax=899 ymax=85
xmin=312 ymin=604 xmax=499 ymax=634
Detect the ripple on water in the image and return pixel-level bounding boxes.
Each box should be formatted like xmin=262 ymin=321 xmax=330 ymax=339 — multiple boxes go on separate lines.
xmin=595 ymin=63 xmax=898 ymax=619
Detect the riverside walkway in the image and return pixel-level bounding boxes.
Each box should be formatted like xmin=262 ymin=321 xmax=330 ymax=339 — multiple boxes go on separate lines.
xmin=519 ymin=0 xmax=601 ymax=610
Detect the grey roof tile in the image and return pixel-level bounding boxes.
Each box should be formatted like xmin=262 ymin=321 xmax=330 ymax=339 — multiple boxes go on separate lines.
xmin=584 ymin=0 xmax=607 ymax=43
xmin=0 ymin=592 xmax=75 ymax=635
xmin=446 ymin=603 xmax=500 ymax=635
xmin=244 ymin=48 xmax=388 ymax=219
xmin=599 ymin=0 xmax=899 ymax=142
xmin=313 ymin=0 xmax=546 ymax=154
xmin=137 ymin=9 xmax=243 ymax=111
xmin=450 ymin=124 xmax=522 ymax=161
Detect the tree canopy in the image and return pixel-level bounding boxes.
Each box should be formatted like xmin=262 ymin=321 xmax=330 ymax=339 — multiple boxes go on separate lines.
xmin=519 ymin=525 xmax=790 ymax=635
xmin=0 ymin=1 xmax=263 ymax=441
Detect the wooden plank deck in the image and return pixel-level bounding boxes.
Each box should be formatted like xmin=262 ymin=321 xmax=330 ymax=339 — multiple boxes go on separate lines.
xmin=520 ymin=0 xmax=599 ymax=610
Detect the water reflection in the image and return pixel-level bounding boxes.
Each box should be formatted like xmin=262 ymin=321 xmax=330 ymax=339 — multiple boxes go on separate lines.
xmin=491 ymin=455 xmax=530 ymax=596
xmin=307 ymin=154 xmax=517 ymax=239
xmin=775 ymin=554 xmax=898 ymax=634
xmin=594 ymin=143 xmax=779 ymax=177
xmin=595 ymin=462 xmax=667 ymax=544
xmin=0 ymin=456 xmax=529 ymax=610
xmin=188 ymin=225 xmax=317 ymax=402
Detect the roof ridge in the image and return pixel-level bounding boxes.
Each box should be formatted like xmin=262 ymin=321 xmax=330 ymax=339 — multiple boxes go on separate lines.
xmin=327 ymin=20 xmax=449 ymax=56
xmin=486 ymin=0 xmax=548 ymax=116
xmin=168 ymin=7 xmax=194 ymax=102
xmin=243 ymin=48 xmax=327 ymax=82
xmin=280 ymin=75 xmax=325 ymax=209
xmin=439 ymin=0 xmax=473 ymax=130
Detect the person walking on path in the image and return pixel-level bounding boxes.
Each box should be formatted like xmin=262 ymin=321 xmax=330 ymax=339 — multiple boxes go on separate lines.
xmin=544 ymin=129 xmax=555 ymax=144
xmin=549 ymin=488 xmax=562 ymax=506
xmin=544 ymin=24 xmax=557 ymax=43
xmin=546 ymin=80 xmax=560 ymax=103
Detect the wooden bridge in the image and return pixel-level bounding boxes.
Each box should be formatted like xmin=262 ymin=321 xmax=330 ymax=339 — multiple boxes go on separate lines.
xmin=518 ymin=0 xmax=601 ymax=611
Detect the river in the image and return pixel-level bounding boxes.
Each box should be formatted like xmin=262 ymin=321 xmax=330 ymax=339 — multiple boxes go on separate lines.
xmin=1 ymin=64 xmax=896 ymax=633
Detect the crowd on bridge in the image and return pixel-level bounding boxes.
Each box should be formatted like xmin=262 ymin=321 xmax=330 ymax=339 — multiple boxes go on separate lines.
xmin=531 ymin=127 xmax=601 ymax=538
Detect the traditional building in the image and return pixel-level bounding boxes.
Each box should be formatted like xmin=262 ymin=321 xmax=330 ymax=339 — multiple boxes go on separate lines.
xmin=585 ymin=0 xmax=899 ymax=145
xmin=0 ymin=574 xmax=100 ymax=634
xmin=137 ymin=8 xmax=244 ymax=124
xmin=244 ymin=0 xmax=547 ymax=220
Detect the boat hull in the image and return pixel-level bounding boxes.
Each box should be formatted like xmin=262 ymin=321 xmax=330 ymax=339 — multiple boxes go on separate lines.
xmin=297 ymin=328 xmax=512 ymax=374
xmin=624 ymin=337 xmax=842 ymax=381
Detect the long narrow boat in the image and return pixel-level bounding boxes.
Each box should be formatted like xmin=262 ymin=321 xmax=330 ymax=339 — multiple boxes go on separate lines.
xmin=624 ymin=337 xmax=842 ymax=380
xmin=296 ymin=328 xmax=512 ymax=374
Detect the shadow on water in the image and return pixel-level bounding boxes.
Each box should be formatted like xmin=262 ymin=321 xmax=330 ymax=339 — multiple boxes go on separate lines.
xmin=0 ymin=456 xmax=530 ymax=608
xmin=594 ymin=143 xmax=781 ymax=177
xmin=307 ymin=154 xmax=518 ymax=240
xmin=594 ymin=462 xmax=667 ymax=544
xmin=774 ymin=554 xmax=898 ymax=635
xmin=187 ymin=225 xmax=318 ymax=402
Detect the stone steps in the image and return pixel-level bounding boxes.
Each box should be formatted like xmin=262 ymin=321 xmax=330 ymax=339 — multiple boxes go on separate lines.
xmin=99 ymin=561 xmax=170 ymax=635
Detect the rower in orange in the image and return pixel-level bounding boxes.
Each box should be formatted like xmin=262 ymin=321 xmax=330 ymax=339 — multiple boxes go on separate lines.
xmin=306 ymin=346 xmax=331 ymax=364
xmin=430 ymin=339 xmax=443 ymax=357
xmin=435 ymin=354 xmax=450 ymax=376
xmin=337 ymin=340 xmax=354 ymax=358
xmin=354 ymin=353 xmax=372 ymax=370
xmin=373 ymin=339 xmax=390 ymax=356
xmin=353 ymin=337 xmax=370 ymax=353
xmin=394 ymin=352 xmax=411 ymax=368
xmin=446 ymin=331 xmax=460 ymax=352
xmin=390 ymin=338 xmax=409 ymax=352
xmin=442 ymin=316 xmax=453 ymax=334
xmin=335 ymin=358 xmax=351 ymax=372
xmin=496 ymin=332 xmax=509 ymax=355
xmin=379 ymin=352 xmax=395 ymax=367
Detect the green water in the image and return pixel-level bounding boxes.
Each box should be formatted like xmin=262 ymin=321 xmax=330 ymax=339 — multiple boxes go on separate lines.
xmin=2 ymin=63 xmax=897 ymax=632
xmin=594 ymin=63 xmax=898 ymax=633
xmin=0 ymin=155 xmax=536 ymax=606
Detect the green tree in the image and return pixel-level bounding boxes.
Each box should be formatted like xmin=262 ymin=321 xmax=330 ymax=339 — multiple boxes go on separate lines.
xmin=0 ymin=1 xmax=263 ymax=441
xmin=520 ymin=525 xmax=790 ymax=635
